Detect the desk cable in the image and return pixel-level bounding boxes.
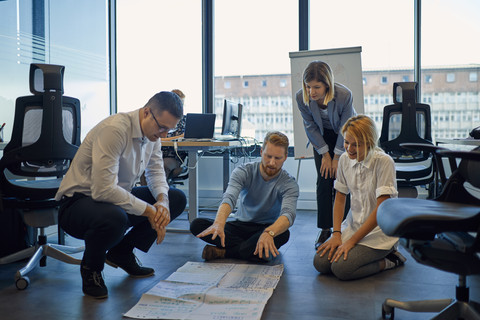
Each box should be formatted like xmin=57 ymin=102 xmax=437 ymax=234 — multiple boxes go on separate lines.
xmin=173 ymin=141 xmax=189 ymax=168
xmin=173 ymin=142 xmax=204 ymax=171
xmin=185 ymin=151 xmax=204 ymax=170
xmin=172 ymin=138 xmax=259 ymax=172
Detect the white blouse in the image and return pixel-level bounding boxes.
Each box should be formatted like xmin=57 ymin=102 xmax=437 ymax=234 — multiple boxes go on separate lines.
xmin=334 ymin=149 xmax=399 ymax=250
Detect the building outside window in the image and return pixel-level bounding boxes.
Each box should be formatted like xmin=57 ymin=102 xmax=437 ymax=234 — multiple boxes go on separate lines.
xmin=113 ymin=1 xmax=479 ymax=144
xmin=213 ymin=0 xmax=297 ymax=141
xmin=420 ymin=1 xmax=480 ymax=138
xmin=446 ymin=73 xmax=455 ymax=83
xmin=470 ymin=72 xmax=478 ymax=82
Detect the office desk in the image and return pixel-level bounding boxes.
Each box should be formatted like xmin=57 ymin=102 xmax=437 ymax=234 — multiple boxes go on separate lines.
xmin=436 ymin=138 xmax=480 ymax=147
xmin=162 ymin=139 xmax=256 ymax=222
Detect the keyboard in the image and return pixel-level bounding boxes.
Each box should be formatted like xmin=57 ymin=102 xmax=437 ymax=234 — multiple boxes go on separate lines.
xmin=213 ymin=135 xmax=238 ymax=141
xmin=171 ymin=138 xmax=213 ymax=142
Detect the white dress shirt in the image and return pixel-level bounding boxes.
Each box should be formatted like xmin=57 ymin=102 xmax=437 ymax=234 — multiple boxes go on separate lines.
xmin=334 ymin=149 xmax=399 ymax=250
xmin=55 ymin=110 xmax=168 ymax=216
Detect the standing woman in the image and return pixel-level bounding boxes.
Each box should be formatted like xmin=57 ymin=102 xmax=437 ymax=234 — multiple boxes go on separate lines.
xmin=295 ymin=61 xmax=356 ymax=249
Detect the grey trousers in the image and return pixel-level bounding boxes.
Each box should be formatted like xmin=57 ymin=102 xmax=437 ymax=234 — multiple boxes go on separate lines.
xmin=314 ymin=244 xmax=392 ymax=280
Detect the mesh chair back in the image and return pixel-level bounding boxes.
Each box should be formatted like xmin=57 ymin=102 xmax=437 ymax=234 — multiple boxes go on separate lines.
xmin=380 ymin=82 xmax=433 ymax=161
xmin=0 ymin=64 xmax=80 ymax=201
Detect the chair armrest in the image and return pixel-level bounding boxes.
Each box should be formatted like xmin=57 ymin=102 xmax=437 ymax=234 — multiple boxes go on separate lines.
xmin=437 ymin=149 xmax=480 ymax=193
xmin=437 ymin=149 xmax=480 ymax=161
xmin=400 ymin=142 xmax=453 ymax=186
xmin=400 ymin=142 xmax=446 ymax=154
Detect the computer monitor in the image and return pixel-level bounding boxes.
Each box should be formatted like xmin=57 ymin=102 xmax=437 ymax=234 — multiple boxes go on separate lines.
xmin=221 ymin=100 xmax=243 ymax=138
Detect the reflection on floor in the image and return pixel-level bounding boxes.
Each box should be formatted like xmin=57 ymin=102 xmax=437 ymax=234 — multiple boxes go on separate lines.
xmin=1 ymin=209 xmax=478 ymax=320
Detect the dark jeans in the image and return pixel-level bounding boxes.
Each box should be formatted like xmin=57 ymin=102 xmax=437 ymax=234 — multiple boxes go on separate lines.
xmin=313 ymin=129 xmax=350 ymax=229
xmin=190 ymin=218 xmax=290 ymax=261
xmin=58 ymin=186 xmax=186 ymax=271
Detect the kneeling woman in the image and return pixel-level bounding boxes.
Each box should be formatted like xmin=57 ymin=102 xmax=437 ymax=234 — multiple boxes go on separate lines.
xmin=313 ymin=115 xmax=405 ymax=280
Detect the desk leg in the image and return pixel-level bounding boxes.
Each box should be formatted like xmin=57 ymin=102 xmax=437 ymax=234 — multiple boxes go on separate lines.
xmin=223 ymin=151 xmax=230 ymax=192
xmin=188 ymin=150 xmax=198 ymax=223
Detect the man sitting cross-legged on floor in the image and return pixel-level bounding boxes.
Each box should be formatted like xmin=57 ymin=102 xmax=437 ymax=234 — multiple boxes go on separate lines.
xmin=190 ymin=131 xmax=299 ymax=262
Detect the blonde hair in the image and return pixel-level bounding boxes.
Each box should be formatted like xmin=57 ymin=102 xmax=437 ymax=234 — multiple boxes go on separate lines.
xmin=341 ymin=115 xmax=380 ymax=162
xmin=302 ymin=61 xmax=335 ymax=105
xmin=263 ymin=131 xmax=289 ymax=155
xmin=171 ymin=89 xmax=185 ymax=102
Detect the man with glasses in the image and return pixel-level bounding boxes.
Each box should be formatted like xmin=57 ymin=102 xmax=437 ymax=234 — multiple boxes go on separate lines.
xmin=55 ymin=91 xmax=186 ymax=299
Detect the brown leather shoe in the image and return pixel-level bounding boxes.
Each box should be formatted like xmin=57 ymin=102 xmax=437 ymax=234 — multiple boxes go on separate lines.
xmin=201 ymin=245 xmax=226 ymax=261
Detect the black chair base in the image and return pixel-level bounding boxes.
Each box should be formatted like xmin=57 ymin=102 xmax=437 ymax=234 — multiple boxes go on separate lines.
xmin=382 ymin=297 xmax=480 ymax=320
xmin=0 ymin=226 xmax=84 ymax=290
xmin=381 ymin=270 xmax=480 ymax=319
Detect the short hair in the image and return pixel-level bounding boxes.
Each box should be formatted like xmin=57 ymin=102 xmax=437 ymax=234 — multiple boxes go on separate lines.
xmin=145 ymin=91 xmax=183 ymax=120
xmin=263 ymin=131 xmax=289 ymax=155
xmin=341 ymin=115 xmax=380 ymax=161
xmin=302 ymin=60 xmax=335 ymax=105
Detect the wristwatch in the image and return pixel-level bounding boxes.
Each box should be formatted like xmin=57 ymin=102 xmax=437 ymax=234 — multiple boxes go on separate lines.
xmin=264 ymin=230 xmax=275 ymax=237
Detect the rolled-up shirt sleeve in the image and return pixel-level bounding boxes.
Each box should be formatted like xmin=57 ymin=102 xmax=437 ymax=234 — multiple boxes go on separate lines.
xmin=334 ymin=156 xmax=350 ymax=195
xmin=375 ymin=155 xmax=398 ymax=199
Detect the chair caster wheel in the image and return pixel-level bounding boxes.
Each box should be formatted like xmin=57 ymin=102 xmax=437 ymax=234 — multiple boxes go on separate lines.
xmin=16 ymin=276 xmax=30 ymax=290
xmin=382 ymin=303 xmax=394 ymax=319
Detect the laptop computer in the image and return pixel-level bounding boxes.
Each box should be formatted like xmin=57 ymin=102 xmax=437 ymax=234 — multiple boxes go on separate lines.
xmin=182 ymin=113 xmax=216 ymax=140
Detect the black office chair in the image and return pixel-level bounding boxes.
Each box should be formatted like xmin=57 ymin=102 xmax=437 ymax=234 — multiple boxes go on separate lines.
xmin=379 ymin=82 xmax=435 ymax=198
xmin=139 ymin=154 xmax=189 ymax=187
xmin=0 ymin=63 xmax=84 ymax=290
xmin=400 ymin=142 xmax=459 ymax=197
xmin=377 ymin=145 xmax=480 ymax=319
xmin=167 ymin=156 xmax=189 ymax=186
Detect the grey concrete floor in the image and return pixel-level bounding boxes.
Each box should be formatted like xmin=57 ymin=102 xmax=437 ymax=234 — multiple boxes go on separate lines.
xmin=1 ymin=209 xmax=478 ymax=320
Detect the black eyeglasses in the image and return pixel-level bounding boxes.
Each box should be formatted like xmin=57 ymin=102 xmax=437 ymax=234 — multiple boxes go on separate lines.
xmin=150 ymin=110 xmax=170 ymax=133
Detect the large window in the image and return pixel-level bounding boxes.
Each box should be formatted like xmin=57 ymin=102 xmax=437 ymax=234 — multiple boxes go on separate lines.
xmin=116 ymin=0 xmax=202 ymax=115
xmin=422 ymin=0 xmax=480 ymax=140
xmin=0 ymin=0 xmax=110 ymax=141
xmin=3 ymin=1 xmax=479 ymax=147
xmin=311 ymin=0 xmax=414 ymax=133
xmin=311 ymin=1 xmax=414 ymax=71
xmin=213 ymin=0 xmax=298 ymax=142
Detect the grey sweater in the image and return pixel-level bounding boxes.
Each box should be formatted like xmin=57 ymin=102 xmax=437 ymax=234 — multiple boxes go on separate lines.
xmin=222 ymin=162 xmax=299 ymax=226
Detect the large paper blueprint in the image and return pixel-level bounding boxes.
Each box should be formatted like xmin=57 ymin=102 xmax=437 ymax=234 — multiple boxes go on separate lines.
xmin=124 ymin=261 xmax=284 ymax=320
